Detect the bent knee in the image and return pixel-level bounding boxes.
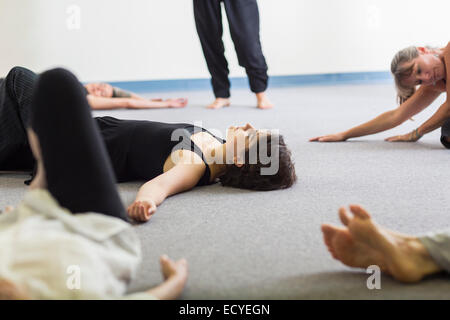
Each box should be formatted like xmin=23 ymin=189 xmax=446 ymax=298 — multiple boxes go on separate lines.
xmin=7 ymin=66 xmax=33 ymax=78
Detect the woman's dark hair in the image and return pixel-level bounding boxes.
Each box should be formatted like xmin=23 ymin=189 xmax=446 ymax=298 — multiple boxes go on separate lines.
xmin=218 ymin=133 xmax=297 ymax=191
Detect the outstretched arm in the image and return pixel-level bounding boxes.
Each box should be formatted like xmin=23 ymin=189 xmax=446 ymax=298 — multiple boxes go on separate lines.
xmin=310 ymin=85 xmax=442 ymax=142
xmin=87 ymin=95 xmax=188 ymax=110
xmin=386 ymin=100 xmax=450 ymax=142
xmin=127 ymin=160 xmax=205 ymax=222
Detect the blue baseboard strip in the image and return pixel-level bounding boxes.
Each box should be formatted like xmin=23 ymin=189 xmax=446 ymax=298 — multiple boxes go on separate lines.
xmin=107 ymin=71 xmax=392 ymax=93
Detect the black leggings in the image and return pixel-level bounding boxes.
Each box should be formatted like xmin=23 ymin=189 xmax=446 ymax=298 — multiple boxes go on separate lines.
xmin=30 ymin=68 xmax=127 ymax=221
xmin=0 ymin=67 xmax=36 ymax=170
xmin=441 ymin=119 xmax=450 ymax=149
xmin=193 ymin=0 xmax=268 ymax=98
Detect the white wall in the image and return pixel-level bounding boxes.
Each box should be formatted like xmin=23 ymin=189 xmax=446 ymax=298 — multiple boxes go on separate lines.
xmin=0 ymin=0 xmax=449 ymax=82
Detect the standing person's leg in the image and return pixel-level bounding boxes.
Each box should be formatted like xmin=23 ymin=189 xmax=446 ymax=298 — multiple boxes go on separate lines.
xmin=440 ymin=118 xmax=450 ymax=148
xmin=30 ymin=68 xmax=126 ymax=221
xmin=223 ymin=0 xmax=273 ymax=109
xmin=0 ymin=67 xmax=37 ymax=170
xmin=193 ymin=0 xmax=231 ymax=109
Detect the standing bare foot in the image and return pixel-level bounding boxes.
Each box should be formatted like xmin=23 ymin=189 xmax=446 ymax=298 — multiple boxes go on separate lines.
xmin=321 ymin=204 xmax=441 ymax=283
xmin=255 ymin=92 xmax=273 ymax=109
xmin=207 ymin=98 xmax=230 ymax=109
xmin=146 ymin=255 xmax=188 ymax=300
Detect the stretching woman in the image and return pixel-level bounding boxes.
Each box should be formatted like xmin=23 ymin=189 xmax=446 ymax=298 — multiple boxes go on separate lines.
xmin=0 ymin=67 xmax=297 ymax=223
xmin=310 ymin=42 xmax=450 ymax=147
xmin=322 ymin=204 xmax=449 ymax=283
xmin=0 ymin=68 xmax=188 ymax=299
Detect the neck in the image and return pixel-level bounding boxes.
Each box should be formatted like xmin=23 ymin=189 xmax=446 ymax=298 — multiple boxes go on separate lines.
xmin=205 ymin=143 xmax=228 ymax=180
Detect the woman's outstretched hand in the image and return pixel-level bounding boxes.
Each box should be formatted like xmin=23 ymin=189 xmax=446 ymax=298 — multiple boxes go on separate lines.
xmin=127 ymin=199 xmax=157 ymax=222
xmin=385 ymin=130 xmax=420 ymax=142
xmin=167 ymin=98 xmax=188 ymax=108
xmin=309 ymin=132 xmax=347 ymax=142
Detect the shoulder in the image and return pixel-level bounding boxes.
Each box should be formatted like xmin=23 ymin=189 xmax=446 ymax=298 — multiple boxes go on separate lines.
xmin=428 ymin=80 xmax=446 ymax=93
xmin=170 ymin=149 xmax=206 ymax=167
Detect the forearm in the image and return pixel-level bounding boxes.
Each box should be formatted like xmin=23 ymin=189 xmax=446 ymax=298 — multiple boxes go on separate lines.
xmin=343 ymin=110 xmax=400 ymax=139
xmin=417 ymin=102 xmax=450 ymax=136
xmin=87 ymin=95 xmax=131 ymax=110
xmin=136 ymin=181 xmax=167 ymax=206
xmin=127 ymin=98 xmax=169 ymax=109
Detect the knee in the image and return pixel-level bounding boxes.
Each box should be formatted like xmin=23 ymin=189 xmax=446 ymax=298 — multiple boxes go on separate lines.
xmin=37 ymin=68 xmax=79 ymax=92
xmin=5 ymin=66 xmax=37 ymax=94
xmin=7 ymin=66 xmax=33 ymax=79
xmin=440 ymin=119 xmax=450 ymax=148
xmin=441 ymin=118 xmax=450 ymax=136
xmin=39 ymin=68 xmax=74 ymax=81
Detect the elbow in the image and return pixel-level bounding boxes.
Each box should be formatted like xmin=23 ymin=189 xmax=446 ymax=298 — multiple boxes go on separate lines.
xmin=123 ymin=99 xmax=133 ymax=109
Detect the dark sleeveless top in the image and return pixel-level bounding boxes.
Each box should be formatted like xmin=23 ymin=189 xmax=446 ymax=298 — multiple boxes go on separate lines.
xmin=95 ymin=116 xmax=225 ymax=185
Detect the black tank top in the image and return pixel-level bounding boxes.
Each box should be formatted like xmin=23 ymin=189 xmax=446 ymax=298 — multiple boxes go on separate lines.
xmin=95 ymin=116 xmax=225 ymax=185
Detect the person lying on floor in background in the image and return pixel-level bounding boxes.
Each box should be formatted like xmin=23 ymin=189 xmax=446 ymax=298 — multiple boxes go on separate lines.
xmin=84 ymin=82 xmax=188 ymax=109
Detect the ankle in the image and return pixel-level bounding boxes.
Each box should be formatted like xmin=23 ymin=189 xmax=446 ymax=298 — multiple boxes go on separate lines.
xmin=255 ymin=92 xmax=266 ymax=99
xmin=407 ymin=237 xmax=441 ymax=277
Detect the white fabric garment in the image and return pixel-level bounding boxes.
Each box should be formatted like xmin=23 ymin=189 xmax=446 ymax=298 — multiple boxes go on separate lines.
xmin=0 ymin=189 xmax=155 ymax=300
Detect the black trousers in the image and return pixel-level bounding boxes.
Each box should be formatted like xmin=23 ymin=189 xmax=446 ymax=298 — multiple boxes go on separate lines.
xmin=0 ymin=67 xmax=36 ymax=170
xmin=193 ymin=0 xmax=268 ymax=98
xmin=30 ymin=68 xmax=127 ymax=221
xmin=441 ymin=119 xmax=450 ymax=149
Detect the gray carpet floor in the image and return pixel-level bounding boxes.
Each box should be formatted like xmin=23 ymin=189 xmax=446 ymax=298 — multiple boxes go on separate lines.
xmin=1 ymin=83 xmax=449 ymax=299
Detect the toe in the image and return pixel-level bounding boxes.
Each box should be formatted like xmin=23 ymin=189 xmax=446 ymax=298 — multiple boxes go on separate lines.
xmin=349 ymin=204 xmax=371 ymax=219
xmin=339 ymin=207 xmax=351 ymax=226
xmin=321 ymin=224 xmax=337 ymax=247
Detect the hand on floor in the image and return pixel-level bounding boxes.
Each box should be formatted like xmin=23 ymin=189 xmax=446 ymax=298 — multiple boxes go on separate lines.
xmin=160 ymin=255 xmax=188 ymax=282
xmin=127 ymin=199 xmax=157 ymax=222
xmin=167 ymin=98 xmax=188 ymax=108
xmin=385 ymin=131 xmax=420 ymax=142
xmin=146 ymin=255 xmax=188 ymax=300
xmin=309 ymin=132 xmax=347 ymax=142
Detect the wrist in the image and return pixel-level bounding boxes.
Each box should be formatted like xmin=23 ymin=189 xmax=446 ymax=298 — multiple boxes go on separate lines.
xmin=341 ymin=130 xmax=350 ymax=140
xmin=413 ymin=127 xmax=423 ymax=140
xmin=135 ymin=196 xmax=154 ymax=203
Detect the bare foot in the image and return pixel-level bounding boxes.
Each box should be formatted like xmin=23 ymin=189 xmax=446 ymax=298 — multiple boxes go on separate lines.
xmin=321 ymin=204 xmax=441 ymax=283
xmin=146 ymin=255 xmax=188 ymax=300
xmin=166 ymin=98 xmax=188 ymax=108
xmin=207 ymin=98 xmax=230 ymax=109
xmin=255 ymin=92 xmax=273 ymax=109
